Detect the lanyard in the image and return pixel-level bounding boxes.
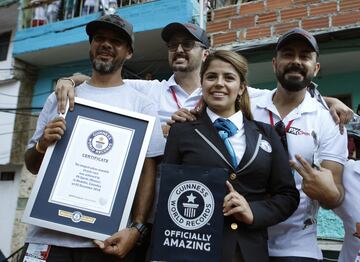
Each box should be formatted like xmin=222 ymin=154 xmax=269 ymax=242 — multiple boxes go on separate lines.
xmin=169 ymin=86 xmax=203 ymax=110
xmin=268 ymin=111 xmax=294 ymax=132
xmin=170 ymin=86 xmax=182 ymax=109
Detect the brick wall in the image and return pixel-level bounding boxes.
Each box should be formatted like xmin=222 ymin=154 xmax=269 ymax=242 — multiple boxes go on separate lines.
xmin=207 ymin=0 xmax=360 ymax=48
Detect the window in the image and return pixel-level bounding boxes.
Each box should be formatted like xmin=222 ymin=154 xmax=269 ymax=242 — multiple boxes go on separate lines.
xmin=0 ymin=31 xmax=11 ymax=62
xmin=0 ymin=171 xmax=15 ymax=181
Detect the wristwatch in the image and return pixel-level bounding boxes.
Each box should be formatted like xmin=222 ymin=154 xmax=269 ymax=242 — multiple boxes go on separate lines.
xmin=129 ymin=222 xmax=149 ymax=245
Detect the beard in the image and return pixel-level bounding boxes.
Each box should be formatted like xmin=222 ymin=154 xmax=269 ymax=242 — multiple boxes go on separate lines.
xmin=276 ymin=64 xmax=313 ymax=92
xmin=90 ymin=48 xmax=124 ymax=74
xmin=169 ymin=53 xmax=201 ymax=72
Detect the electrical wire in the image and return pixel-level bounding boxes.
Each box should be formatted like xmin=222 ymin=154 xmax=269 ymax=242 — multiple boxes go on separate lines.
xmin=0 ymin=90 xmax=52 ymax=97
xmin=0 ymin=129 xmax=35 ymax=136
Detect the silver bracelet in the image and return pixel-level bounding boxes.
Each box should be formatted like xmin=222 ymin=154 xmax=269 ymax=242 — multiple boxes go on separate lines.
xmin=58 ymin=77 xmax=75 ymax=88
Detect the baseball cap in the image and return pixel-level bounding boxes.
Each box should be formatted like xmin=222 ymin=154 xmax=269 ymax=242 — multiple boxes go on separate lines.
xmin=161 ymin=22 xmax=210 ymax=48
xmin=86 ymin=14 xmax=135 ymax=52
xmin=276 ymin=28 xmax=319 ymax=55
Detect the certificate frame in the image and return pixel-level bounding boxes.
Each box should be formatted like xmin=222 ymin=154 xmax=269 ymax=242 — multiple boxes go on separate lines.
xmin=23 ymin=97 xmax=155 ymax=241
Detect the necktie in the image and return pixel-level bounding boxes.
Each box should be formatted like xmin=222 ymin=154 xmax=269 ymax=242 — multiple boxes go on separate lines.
xmin=213 ymin=118 xmax=238 ymax=168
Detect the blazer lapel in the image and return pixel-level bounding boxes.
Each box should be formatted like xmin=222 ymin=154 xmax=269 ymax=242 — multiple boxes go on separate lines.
xmin=237 ymin=118 xmax=262 ymax=172
xmin=193 ymin=111 xmax=235 ymax=168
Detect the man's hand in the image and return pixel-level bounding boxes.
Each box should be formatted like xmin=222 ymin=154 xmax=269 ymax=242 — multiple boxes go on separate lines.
xmin=289 ymin=154 xmax=341 ymax=208
xmin=324 ymin=96 xmax=353 ymax=134
xmin=38 ymin=117 xmax=66 ymax=152
xmin=94 ymin=228 xmax=139 ymax=258
xmin=55 ymin=79 xmax=75 ymax=114
xmin=168 ymin=108 xmax=197 ymax=125
xmin=54 ymin=74 xmax=89 ymax=113
xmin=24 ymin=116 xmax=66 ymax=174
xmin=223 ymin=181 xmax=253 ymax=224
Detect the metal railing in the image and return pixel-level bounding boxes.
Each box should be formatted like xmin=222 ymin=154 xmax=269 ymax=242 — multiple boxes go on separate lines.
xmin=206 ymin=0 xmax=254 ymax=9
xmin=20 ymin=0 xmax=153 ymax=29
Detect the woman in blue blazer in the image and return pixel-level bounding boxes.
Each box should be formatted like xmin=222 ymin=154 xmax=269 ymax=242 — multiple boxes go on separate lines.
xmin=163 ymin=50 xmax=299 ymax=262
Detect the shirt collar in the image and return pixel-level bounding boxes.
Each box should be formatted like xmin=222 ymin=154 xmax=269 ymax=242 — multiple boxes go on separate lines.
xmin=256 ymin=88 xmax=319 ymax=115
xmin=166 ymin=74 xmax=178 ymax=90
xmin=166 ymin=74 xmax=202 ymax=96
xmin=206 ymin=107 xmax=244 ymax=131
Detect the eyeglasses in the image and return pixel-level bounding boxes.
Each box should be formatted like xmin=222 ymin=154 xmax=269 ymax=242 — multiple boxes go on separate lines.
xmin=275 ymin=121 xmax=289 ymax=153
xmin=93 ymin=35 xmax=126 ymax=47
xmin=166 ymin=40 xmax=206 ymax=52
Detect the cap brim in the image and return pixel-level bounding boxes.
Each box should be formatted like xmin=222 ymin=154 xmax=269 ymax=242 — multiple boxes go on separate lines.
xmin=86 ymin=21 xmax=133 ymax=51
xmin=161 ymin=22 xmax=197 ymax=42
xmin=277 ymin=34 xmax=318 ymax=54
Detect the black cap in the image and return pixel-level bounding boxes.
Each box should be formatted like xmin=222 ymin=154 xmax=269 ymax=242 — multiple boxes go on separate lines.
xmin=86 ymin=14 xmax=134 ymax=52
xmin=161 ymin=22 xmax=210 ymax=48
xmin=276 ymin=28 xmax=319 ymax=55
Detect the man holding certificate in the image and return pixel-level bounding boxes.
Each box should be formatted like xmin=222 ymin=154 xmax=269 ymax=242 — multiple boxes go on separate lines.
xmin=23 ymin=14 xmax=164 ymax=262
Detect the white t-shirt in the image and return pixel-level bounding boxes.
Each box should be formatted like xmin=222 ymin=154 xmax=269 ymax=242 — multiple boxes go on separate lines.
xmin=251 ymin=89 xmax=348 ymax=259
xmin=26 ymin=81 xmax=165 ymax=247
xmin=334 ymin=160 xmax=360 ymax=262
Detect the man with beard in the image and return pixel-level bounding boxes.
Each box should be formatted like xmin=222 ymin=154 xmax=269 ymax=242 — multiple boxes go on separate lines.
xmin=251 ymin=28 xmax=347 ymax=261
xmin=55 ymin=24 xmax=352 ymax=135
xmin=55 ymin=22 xmax=211 ymax=138
xmin=23 ymin=14 xmax=165 ymax=262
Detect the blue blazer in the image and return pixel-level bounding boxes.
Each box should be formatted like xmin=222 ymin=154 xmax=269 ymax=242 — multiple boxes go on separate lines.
xmin=163 ymin=110 xmax=299 ymax=262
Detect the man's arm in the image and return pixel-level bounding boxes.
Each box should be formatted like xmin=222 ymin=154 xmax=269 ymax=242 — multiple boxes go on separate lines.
xmin=25 ymin=117 xmax=66 ymax=174
xmin=55 ymin=74 xmax=90 ymax=113
xmin=95 ymin=157 xmax=157 ymax=258
xmin=290 ymin=155 xmax=344 ymax=209
xmin=323 ymin=96 xmax=353 ymax=133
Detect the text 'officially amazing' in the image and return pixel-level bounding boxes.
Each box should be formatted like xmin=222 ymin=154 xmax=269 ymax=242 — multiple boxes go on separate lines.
xmin=162 ymin=229 xmax=212 ymax=251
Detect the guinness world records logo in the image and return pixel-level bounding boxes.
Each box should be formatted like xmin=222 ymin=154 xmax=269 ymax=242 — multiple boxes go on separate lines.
xmin=168 ymin=180 xmax=214 ymax=230
xmin=87 ymin=130 xmax=113 ymax=155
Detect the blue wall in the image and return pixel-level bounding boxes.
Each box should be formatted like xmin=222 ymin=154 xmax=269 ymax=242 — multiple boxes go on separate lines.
xmin=31 ymin=60 xmax=91 ymax=109
xmin=14 ymin=0 xmax=199 ymax=56
xmin=25 ymin=0 xmax=200 ymax=108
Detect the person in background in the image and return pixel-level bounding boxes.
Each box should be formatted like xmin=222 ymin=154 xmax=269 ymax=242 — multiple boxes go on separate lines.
xmin=333 ymin=160 xmax=360 ymax=262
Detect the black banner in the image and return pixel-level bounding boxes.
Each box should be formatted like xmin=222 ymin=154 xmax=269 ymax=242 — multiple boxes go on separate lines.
xmin=151 ymin=164 xmax=228 ymax=262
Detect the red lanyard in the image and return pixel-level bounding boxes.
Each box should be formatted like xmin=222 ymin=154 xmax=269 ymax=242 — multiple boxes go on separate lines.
xmin=269 ymin=111 xmax=294 ymax=132
xmin=170 ymin=86 xmax=203 ymax=110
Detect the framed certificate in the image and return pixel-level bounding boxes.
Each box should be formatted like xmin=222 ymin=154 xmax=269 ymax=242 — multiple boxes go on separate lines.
xmin=23 ymin=97 xmax=155 ymax=241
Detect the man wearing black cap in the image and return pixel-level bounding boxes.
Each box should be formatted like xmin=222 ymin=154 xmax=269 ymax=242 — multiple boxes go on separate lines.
xmin=251 ymin=28 xmax=347 ymax=262
xmin=23 ymin=14 xmax=165 ymax=262
xmin=55 ymin=23 xmax=352 ymax=135
xmin=55 ymin=21 xmax=211 ymax=137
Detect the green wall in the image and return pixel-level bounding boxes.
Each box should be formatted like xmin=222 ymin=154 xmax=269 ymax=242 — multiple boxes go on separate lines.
xmin=255 ymin=70 xmax=360 ymax=111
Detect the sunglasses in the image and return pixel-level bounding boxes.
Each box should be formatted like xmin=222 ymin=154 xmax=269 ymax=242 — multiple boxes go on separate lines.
xmin=167 ymin=40 xmax=206 ymax=52
xmin=275 ymin=121 xmax=289 ymax=153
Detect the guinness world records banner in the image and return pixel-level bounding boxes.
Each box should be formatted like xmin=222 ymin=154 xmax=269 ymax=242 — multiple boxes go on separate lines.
xmin=151 ymin=164 xmax=228 ymax=262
